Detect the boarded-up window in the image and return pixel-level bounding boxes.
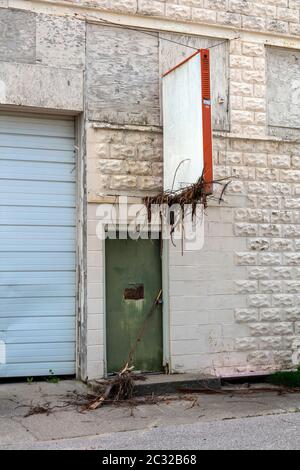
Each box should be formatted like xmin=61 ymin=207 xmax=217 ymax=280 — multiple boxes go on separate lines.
xmin=86 ymin=24 xmax=160 ymax=126
xmin=159 ymin=33 xmax=229 ymax=132
xmin=267 ymin=47 xmax=300 ymax=138
xmin=86 ymin=24 xmax=229 ymax=131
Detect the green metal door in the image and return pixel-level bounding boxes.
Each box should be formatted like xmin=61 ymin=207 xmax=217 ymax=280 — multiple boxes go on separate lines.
xmin=106 ymin=238 xmax=163 ymax=374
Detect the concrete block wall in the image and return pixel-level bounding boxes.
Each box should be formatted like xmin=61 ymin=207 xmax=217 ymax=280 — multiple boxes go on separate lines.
xmin=169 ymin=134 xmax=300 ymax=376
xmin=80 ymin=2 xmax=300 ymax=376
xmin=86 ymin=126 xmax=163 ymax=200
xmin=229 ymin=39 xmax=267 ymax=138
xmin=62 ymin=0 xmax=300 ymax=36
xmin=85 ymin=132 xmax=300 ymax=377
xmin=86 ymin=204 xmax=105 ymax=379
xmin=86 ymin=125 xmax=163 ymax=378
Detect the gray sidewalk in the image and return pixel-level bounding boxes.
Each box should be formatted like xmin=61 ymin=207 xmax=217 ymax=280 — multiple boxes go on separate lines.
xmin=0 ymin=379 xmax=300 ymax=449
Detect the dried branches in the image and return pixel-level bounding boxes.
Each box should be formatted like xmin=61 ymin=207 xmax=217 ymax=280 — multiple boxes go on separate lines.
xmin=142 ymin=172 xmax=231 ymax=251
xmin=84 ymin=290 xmax=163 ymax=411
xmin=143 ymin=172 xmax=231 ymax=223
xmin=84 ymin=365 xmax=135 ymax=411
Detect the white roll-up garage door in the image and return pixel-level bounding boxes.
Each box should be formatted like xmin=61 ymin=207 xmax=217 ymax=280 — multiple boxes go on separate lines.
xmin=0 ymin=113 xmax=76 ymax=378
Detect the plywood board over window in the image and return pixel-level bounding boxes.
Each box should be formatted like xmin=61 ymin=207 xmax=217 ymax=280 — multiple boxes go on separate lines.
xmin=86 ymin=24 xmax=160 ymax=126
xmin=267 ymin=47 xmax=300 ymax=139
xmin=86 ymin=24 xmax=229 ymax=131
xmin=159 ymin=33 xmax=229 ymax=132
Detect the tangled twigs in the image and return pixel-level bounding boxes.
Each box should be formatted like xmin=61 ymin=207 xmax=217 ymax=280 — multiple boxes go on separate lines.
xmin=24 ymin=404 xmax=51 ymax=417
xmin=143 ymin=173 xmax=231 ymax=250
xmin=23 ymin=401 xmax=71 ymax=417
xmin=84 ymin=365 xmax=134 ymax=411
xmin=143 ymin=172 xmax=231 ymax=223
xmin=85 ymin=382 xmax=114 ymax=411
xmin=84 ymin=290 xmax=163 ymax=411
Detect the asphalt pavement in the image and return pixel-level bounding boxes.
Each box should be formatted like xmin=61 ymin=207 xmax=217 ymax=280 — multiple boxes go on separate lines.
xmin=2 ymin=411 xmax=300 ymax=450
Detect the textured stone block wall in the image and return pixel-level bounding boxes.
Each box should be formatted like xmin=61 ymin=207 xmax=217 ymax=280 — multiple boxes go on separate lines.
xmin=63 ymin=0 xmax=300 ymax=36
xmin=86 ymin=127 xmax=163 ymax=199
xmin=83 ymin=26 xmax=300 ymax=374
xmin=169 ymin=135 xmax=300 ymax=375
xmin=229 ymin=39 xmax=267 ymax=138
xmin=86 ymin=129 xmax=300 ymax=375
xmin=86 ymin=203 xmax=104 ymax=380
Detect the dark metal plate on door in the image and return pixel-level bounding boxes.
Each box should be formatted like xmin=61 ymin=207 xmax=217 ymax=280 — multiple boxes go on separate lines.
xmin=124 ymin=284 xmax=144 ymax=300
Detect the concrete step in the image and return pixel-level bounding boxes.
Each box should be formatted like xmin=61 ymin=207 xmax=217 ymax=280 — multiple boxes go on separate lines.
xmin=88 ymin=373 xmax=221 ymax=397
